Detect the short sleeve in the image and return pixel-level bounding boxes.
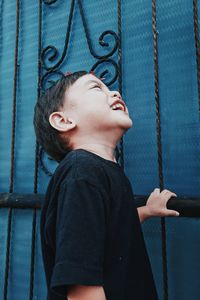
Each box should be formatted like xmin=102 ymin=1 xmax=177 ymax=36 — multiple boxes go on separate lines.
xmin=50 ymin=178 xmax=108 ymax=297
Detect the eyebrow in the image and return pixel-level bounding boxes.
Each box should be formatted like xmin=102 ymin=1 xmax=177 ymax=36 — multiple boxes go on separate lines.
xmin=85 ymin=79 xmax=103 ymax=86
xmin=85 ymin=79 xmax=110 ymax=92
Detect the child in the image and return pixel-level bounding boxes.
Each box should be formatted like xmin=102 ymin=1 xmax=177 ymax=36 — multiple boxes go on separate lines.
xmin=33 ymin=71 xmax=179 ymax=300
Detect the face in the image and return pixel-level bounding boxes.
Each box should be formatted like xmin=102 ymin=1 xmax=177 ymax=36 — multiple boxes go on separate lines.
xmin=63 ymin=74 xmax=133 ymax=135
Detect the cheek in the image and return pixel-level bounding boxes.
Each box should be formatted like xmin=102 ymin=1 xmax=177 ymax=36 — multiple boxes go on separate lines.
xmin=81 ymin=102 xmax=110 ymax=117
xmin=80 ymin=107 xmax=112 ymax=129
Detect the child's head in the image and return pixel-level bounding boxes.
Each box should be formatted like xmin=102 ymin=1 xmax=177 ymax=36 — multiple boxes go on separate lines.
xmin=33 ymin=71 xmax=132 ymax=162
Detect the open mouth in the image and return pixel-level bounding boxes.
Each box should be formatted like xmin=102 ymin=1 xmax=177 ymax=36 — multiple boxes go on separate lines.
xmin=110 ymin=100 xmax=126 ymax=112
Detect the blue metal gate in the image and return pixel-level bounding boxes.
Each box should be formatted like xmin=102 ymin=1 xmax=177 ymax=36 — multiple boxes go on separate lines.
xmin=0 ymin=1 xmax=200 ymax=299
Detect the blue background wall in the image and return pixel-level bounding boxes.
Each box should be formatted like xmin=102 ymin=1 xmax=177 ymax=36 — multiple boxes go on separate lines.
xmin=0 ymin=0 xmax=200 ymax=299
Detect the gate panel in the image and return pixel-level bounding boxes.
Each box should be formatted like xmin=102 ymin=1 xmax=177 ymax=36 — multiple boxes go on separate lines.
xmin=0 ymin=1 xmax=200 ymax=299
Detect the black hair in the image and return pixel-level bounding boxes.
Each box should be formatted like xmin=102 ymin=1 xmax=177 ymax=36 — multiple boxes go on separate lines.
xmin=33 ymin=70 xmax=89 ymax=162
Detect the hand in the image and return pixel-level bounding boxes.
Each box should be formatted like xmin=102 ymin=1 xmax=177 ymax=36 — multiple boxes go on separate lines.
xmin=145 ymin=188 xmax=179 ymax=218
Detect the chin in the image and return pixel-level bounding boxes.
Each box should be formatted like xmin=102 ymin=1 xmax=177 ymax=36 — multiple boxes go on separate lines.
xmin=120 ymin=117 xmax=133 ymax=129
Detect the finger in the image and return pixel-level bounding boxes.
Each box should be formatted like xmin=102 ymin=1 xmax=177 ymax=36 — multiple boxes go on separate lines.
xmin=153 ymin=188 xmax=160 ymax=194
xmin=161 ymin=189 xmax=177 ymax=197
xmin=162 ymin=209 xmax=179 ymax=217
xmin=161 ymin=191 xmax=177 ymax=199
xmin=166 ymin=193 xmax=177 ymax=200
xmin=161 ymin=189 xmax=171 ymax=195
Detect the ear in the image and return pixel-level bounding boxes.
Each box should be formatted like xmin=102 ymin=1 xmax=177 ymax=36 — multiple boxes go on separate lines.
xmin=49 ymin=111 xmax=76 ymax=132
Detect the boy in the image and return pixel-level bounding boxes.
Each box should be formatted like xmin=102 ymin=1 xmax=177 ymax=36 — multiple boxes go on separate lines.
xmin=33 ymin=71 xmax=179 ymax=300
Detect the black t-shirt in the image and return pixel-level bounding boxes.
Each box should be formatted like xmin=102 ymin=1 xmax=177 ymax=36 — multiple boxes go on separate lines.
xmin=40 ymin=149 xmax=158 ymax=300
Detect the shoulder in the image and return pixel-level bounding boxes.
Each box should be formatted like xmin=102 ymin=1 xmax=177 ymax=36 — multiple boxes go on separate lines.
xmin=54 ymin=151 xmax=112 ymax=220
xmin=53 ymin=149 xmax=110 ymax=188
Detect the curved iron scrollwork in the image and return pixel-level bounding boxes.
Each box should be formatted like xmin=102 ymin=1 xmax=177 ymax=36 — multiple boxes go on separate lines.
xmin=41 ymin=60 xmax=118 ymax=90
xmin=43 ymin=0 xmax=58 ymax=5
xmin=90 ymin=59 xmax=119 ymax=86
xmin=41 ymin=0 xmax=75 ymax=71
xmin=78 ymin=0 xmax=119 ymax=59
xmin=40 ymin=70 xmax=65 ymax=91
xmin=41 ymin=0 xmax=119 ymax=78
xmin=39 ymin=147 xmax=58 ymax=177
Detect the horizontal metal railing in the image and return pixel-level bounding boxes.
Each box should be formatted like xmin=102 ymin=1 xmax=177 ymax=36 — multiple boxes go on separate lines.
xmin=0 ymin=193 xmax=200 ymax=217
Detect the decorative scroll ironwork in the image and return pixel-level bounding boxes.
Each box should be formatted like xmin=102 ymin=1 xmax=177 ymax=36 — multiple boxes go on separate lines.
xmin=41 ymin=0 xmax=75 ymax=72
xmin=41 ymin=0 xmax=119 ymax=86
xmin=90 ymin=59 xmax=119 ymax=86
xmin=40 ymin=70 xmax=65 ymax=91
xmin=39 ymin=146 xmax=57 ymax=177
xmin=43 ymin=0 xmax=58 ymax=4
xmin=78 ymin=0 xmax=119 ymax=59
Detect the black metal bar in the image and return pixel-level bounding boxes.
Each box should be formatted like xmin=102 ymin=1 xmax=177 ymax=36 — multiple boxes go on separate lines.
xmin=4 ymin=1 xmax=20 ymax=299
xmin=152 ymin=1 xmax=168 ymax=299
xmin=1 ymin=193 xmax=200 ymax=217
xmin=118 ymin=0 xmax=122 ymax=95
xmin=29 ymin=1 xmax=43 ymax=299
xmin=9 ymin=0 xmax=20 ymax=194
xmin=29 ymin=209 xmax=37 ymax=300
xmin=135 ymin=196 xmax=200 ymax=218
xmin=0 ymin=0 xmax=3 ymax=60
xmin=193 ymin=0 xmax=200 ymax=113
xmin=34 ymin=0 xmax=43 ymax=194
xmin=3 ymin=208 xmax=13 ymax=300
xmin=0 ymin=193 xmax=43 ymax=208
xmin=117 ymin=0 xmax=124 ymax=169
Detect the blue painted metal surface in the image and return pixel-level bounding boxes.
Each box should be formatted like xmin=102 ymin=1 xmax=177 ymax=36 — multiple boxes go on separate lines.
xmin=0 ymin=1 xmax=200 ymax=299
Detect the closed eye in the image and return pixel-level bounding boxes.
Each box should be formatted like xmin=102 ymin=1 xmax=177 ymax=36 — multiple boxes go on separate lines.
xmin=92 ymin=85 xmax=101 ymax=89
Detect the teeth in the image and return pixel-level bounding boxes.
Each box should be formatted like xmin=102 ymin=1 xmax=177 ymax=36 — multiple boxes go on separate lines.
xmin=111 ymin=103 xmax=125 ymax=111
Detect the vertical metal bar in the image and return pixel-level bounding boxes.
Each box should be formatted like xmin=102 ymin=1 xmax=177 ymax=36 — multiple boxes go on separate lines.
xmin=152 ymin=1 xmax=168 ymax=299
xmin=117 ymin=0 xmax=124 ymax=169
xmin=4 ymin=0 xmax=20 ymax=299
xmin=34 ymin=0 xmax=42 ymax=194
xmin=193 ymin=0 xmax=200 ymax=113
xmin=0 ymin=0 xmax=4 ymax=147
xmin=0 ymin=0 xmax=3 ymax=60
xmin=29 ymin=209 xmax=37 ymax=300
xmin=9 ymin=1 xmax=20 ymax=194
xmin=3 ymin=208 xmax=12 ymax=300
xmin=29 ymin=1 xmax=43 ymax=299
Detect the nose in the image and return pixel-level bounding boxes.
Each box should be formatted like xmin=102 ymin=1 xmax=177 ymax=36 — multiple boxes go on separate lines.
xmin=110 ymin=90 xmax=122 ymax=99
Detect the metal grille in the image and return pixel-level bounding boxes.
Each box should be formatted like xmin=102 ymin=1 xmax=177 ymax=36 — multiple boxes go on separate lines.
xmin=0 ymin=1 xmax=200 ymax=299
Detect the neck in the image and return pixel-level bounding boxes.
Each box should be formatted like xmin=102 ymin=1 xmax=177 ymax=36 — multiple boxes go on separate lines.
xmin=70 ymin=130 xmax=124 ymax=162
xmin=73 ymin=142 xmax=118 ymax=162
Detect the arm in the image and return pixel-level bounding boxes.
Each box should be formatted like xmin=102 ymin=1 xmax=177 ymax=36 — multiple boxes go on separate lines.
xmin=67 ymin=285 xmax=106 ymax=300
xmin=137 ymin=206 xmax=152 ymax=223
xmin=137 ymin=188 xmax=180 ymax=223
xmin=51 ymin=179 xmax=108 ymax=299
